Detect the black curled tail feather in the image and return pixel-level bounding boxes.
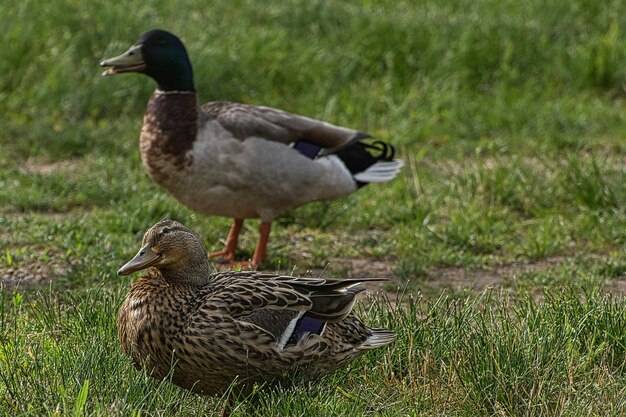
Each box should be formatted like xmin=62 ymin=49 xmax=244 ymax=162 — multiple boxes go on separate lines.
xmin=362 ymin=140 xmax=396 ymax=160
xmin=334 ymin=140 xmax=397 ymax=188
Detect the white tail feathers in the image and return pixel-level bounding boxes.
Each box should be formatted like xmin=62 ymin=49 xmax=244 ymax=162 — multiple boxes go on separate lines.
xmin=353 ymin=160 xmax=404 ymax=183
xmin=359 ymin=328 xmax=396 ymax=350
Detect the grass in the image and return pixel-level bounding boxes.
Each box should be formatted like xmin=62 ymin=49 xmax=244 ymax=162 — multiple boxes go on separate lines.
xmin=2 ymin=288 xmax=626 ymax=415
xmin=1 ymin=0 xmax=625 ymax=415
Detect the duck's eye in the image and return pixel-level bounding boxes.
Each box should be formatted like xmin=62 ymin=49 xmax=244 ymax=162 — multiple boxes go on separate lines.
xmin=157 ymin=40 xmax=166 ymax=47
xmin=161 ymin=227 xmax=171 ymax=234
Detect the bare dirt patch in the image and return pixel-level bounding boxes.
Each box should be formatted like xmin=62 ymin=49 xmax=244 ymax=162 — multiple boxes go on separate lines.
xmin=425 ymin=257 xmax=571 ymax=292
xmin=0 ymin=260 xmax=69 ymax=288
xmin=0 ymin=242 xmax=71 ymax=289
xmin=318 ymin=257 xmax=397 ymax=293
xmin=325 ymin=257 xmax=569 ymax=293
xmin=607 ymin=279 xmax=626 ymax=296
xmin=308 ymin=255 xmax=626 ymax=297
xmin=1 ymin=263 xmax=51 ymax=287
xmin=22 ymin=158 xmax=82 ymax=176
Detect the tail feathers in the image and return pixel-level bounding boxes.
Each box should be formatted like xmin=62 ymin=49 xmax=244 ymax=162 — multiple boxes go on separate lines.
xmin=334 ymin=140 xmax=403 ymax=188
xmin=359 ymin=328 xmax=396 ymax=350
xmin=353 ymin=160 xmax=404 ymax=183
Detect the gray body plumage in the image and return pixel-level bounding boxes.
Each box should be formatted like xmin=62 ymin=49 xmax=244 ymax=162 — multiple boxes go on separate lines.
xmin=140 ymin=92 xmax=400 ymax=222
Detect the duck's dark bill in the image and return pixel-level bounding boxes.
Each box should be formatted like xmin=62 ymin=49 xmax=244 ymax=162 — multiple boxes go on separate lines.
xmin=118 ymin=245 xmax=161 ymax=276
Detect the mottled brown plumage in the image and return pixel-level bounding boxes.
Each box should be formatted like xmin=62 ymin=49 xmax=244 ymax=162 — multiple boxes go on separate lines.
xmin=117 ymin=220 xmax=395 ymax=396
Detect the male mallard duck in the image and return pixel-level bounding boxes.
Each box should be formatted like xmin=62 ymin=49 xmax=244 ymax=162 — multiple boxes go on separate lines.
xmin=117 ymin=220 xmax=395 ymax=398
xmin=101 ymin=29 xmax=403 ymax=267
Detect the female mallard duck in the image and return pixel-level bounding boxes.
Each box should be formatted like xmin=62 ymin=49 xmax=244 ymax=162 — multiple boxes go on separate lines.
xmin=101 ymin=29 xmax=403 ymax=267
xmin=117 ymin=220 xmax=395 ymax=397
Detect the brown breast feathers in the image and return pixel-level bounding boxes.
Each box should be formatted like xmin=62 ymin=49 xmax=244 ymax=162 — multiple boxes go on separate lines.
xmin=140 ymin=91 xmax=198 ymax=181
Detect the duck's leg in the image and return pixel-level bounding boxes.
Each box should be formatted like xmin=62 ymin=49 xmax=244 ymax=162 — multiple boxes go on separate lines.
xmin=230 ymin=221 xmax=272 ymax=269
xmin=208 ymin=218 xmax=243 ymax=261
xmin=251 ymin=222 xmax=272 ymax=267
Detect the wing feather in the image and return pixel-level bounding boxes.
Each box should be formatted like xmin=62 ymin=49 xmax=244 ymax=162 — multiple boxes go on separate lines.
xmin=201 ymin=101 xmax=369 ymax=151
xmin=203 ymin=273 xmax=385 ymax=323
